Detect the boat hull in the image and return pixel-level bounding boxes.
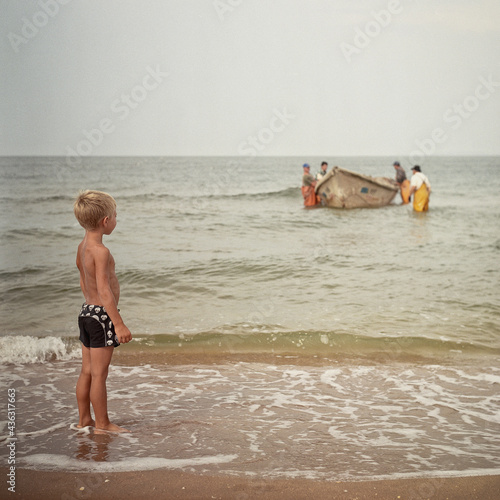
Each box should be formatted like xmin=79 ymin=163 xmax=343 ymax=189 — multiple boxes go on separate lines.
xmin=315 ymin=167 xmax=398 ymax=209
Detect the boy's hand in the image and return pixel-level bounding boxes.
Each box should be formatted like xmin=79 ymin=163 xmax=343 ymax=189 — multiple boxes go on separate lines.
xmin=115 ymin=324 xmax=132 ymax=344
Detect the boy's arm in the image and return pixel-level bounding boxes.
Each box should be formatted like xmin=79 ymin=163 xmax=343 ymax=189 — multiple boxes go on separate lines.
xmin=94 ymin=246 xmax=132 ymax=344
xmin=76 ymin=251 xmax=85 ymax=297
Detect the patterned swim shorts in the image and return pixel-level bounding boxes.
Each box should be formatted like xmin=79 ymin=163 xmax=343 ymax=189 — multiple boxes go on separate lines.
xmin=78 ymin=303 xmax=120 ymax=348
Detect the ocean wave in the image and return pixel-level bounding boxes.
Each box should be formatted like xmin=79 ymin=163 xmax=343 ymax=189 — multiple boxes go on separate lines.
xmin=1 ymin=227 xmax=76 ymax=241
xmin=119 ymin=259 xmax=308 ymax=288
xmin=0 ymin=335 xmax=80 ymax=364
xmin=0 ymin=266 xmax=49 ymax=279
xmin=3 ymin=332 xmax=498 ymax=365
xmin=204 ymin=186 xmax=300 ymax=201
xmin=109 ymin=186 xmax=301 ymax=203
xmin=0 ymin=193 xmax=74 ymax=203
xmin=0 ymin=269 xmax=79 ymax=307
xmin=126 ymin=330 xmax=500 ymax=363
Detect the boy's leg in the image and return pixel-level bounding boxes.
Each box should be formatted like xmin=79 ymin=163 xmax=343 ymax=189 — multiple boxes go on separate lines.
xmin=76 ymin=345 xmax=94 ymax=427
xmin=89 ymin=346 xmax=129 ymax=432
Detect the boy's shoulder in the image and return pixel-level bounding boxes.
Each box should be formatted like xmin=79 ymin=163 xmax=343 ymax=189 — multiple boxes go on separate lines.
xmin=78 ymin=238 xmax=111 ymax=257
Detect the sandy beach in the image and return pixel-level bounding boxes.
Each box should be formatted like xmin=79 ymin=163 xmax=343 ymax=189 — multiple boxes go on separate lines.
xmin=3 ymin=468 xmax=500 ymax=500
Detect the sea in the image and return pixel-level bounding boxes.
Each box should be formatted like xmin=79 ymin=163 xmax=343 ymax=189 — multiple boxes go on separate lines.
xmin=1 ymin=156 xmax=499 ymax=483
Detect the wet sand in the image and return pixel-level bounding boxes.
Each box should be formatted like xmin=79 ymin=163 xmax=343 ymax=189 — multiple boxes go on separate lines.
xmin=3 ymin=468 xmax=500 ymax=500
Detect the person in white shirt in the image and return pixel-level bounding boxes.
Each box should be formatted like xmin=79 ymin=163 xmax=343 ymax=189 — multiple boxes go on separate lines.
xmin=409 ymin=165 xmax=431 ymax=212
xmin=316 ymin=161 xmax=328 ymax=181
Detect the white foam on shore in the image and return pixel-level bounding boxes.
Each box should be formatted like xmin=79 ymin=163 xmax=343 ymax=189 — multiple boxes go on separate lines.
xmin=69 ymin=423 xmax=92 ymax=435
xmin=0 ymin=422 xmax=69 ymax=443
xmin=0 ymin=335 xmax=79 ymax=364
xmin=6 ymin=360 xmax=500 ymax=480
xmin=21 ymin=453 xmax=238 ymax=472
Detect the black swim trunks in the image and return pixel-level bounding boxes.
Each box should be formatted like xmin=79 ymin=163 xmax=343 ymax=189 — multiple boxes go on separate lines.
xmin=78 ymin=303 xmax=120 ymax=348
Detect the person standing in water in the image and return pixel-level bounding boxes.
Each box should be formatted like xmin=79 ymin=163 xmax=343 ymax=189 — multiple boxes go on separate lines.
xmin=316 ymin=161 xmax=328 ymax=181
xmin=393 ymin=161 xmax=410 ymax=204
xmin=409 ymin=165 xmax=432 ymax=212
xmin=301 ymin=163 xmax=320 ymax=207
xmin=73 ymin=190 xmax=133 ymax=433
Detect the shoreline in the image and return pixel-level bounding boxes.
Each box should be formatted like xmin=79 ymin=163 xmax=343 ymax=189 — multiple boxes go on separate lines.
xmin=110 ymin=346 xmax=500 ymax=367
xmin=3 ymin=468 xmax=500 ymax=500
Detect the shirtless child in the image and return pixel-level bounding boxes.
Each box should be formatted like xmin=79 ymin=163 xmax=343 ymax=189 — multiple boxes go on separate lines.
xmin=73 ymin=190 xmax=132 ymax=433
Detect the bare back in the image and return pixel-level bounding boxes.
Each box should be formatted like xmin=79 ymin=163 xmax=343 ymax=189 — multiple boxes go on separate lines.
xmin=77 ymin=234 xmax=120 ymax=306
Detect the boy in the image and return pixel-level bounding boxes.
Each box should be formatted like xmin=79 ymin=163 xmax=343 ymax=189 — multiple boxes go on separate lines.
xmin=73 ymin=190 xmax=132 ymax=433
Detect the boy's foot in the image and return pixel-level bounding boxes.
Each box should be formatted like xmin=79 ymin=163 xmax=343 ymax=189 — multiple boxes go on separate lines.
xmin=95 ymin=422 xmax=130 ymax=433
xmin=77 ymin=419 xmax=95 ymax=428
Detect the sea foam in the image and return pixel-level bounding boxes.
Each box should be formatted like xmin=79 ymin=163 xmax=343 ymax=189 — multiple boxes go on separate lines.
xmin=0 ymin=335 xmax=79 ymax=364
xmin=21 ymin=453 xmax=238 ymax=472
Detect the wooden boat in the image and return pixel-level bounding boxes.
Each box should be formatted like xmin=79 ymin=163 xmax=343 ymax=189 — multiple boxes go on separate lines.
xmin=315 ymin=166 xmax=398 ymax=209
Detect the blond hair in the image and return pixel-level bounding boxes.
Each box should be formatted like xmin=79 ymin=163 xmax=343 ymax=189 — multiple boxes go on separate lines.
xmin=74 ymin=190 xmax=116 ymax=230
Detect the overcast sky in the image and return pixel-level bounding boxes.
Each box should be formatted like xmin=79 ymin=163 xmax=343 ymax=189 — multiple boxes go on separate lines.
xmin=2 ymin=0 xmax=500 ymax=158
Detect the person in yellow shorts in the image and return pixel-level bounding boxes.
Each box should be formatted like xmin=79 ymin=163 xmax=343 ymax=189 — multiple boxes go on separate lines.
xmin=409 ymin=165 xmax=431 ymax=212
xmin=393 ymin=161 xmax=410 ymax=204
